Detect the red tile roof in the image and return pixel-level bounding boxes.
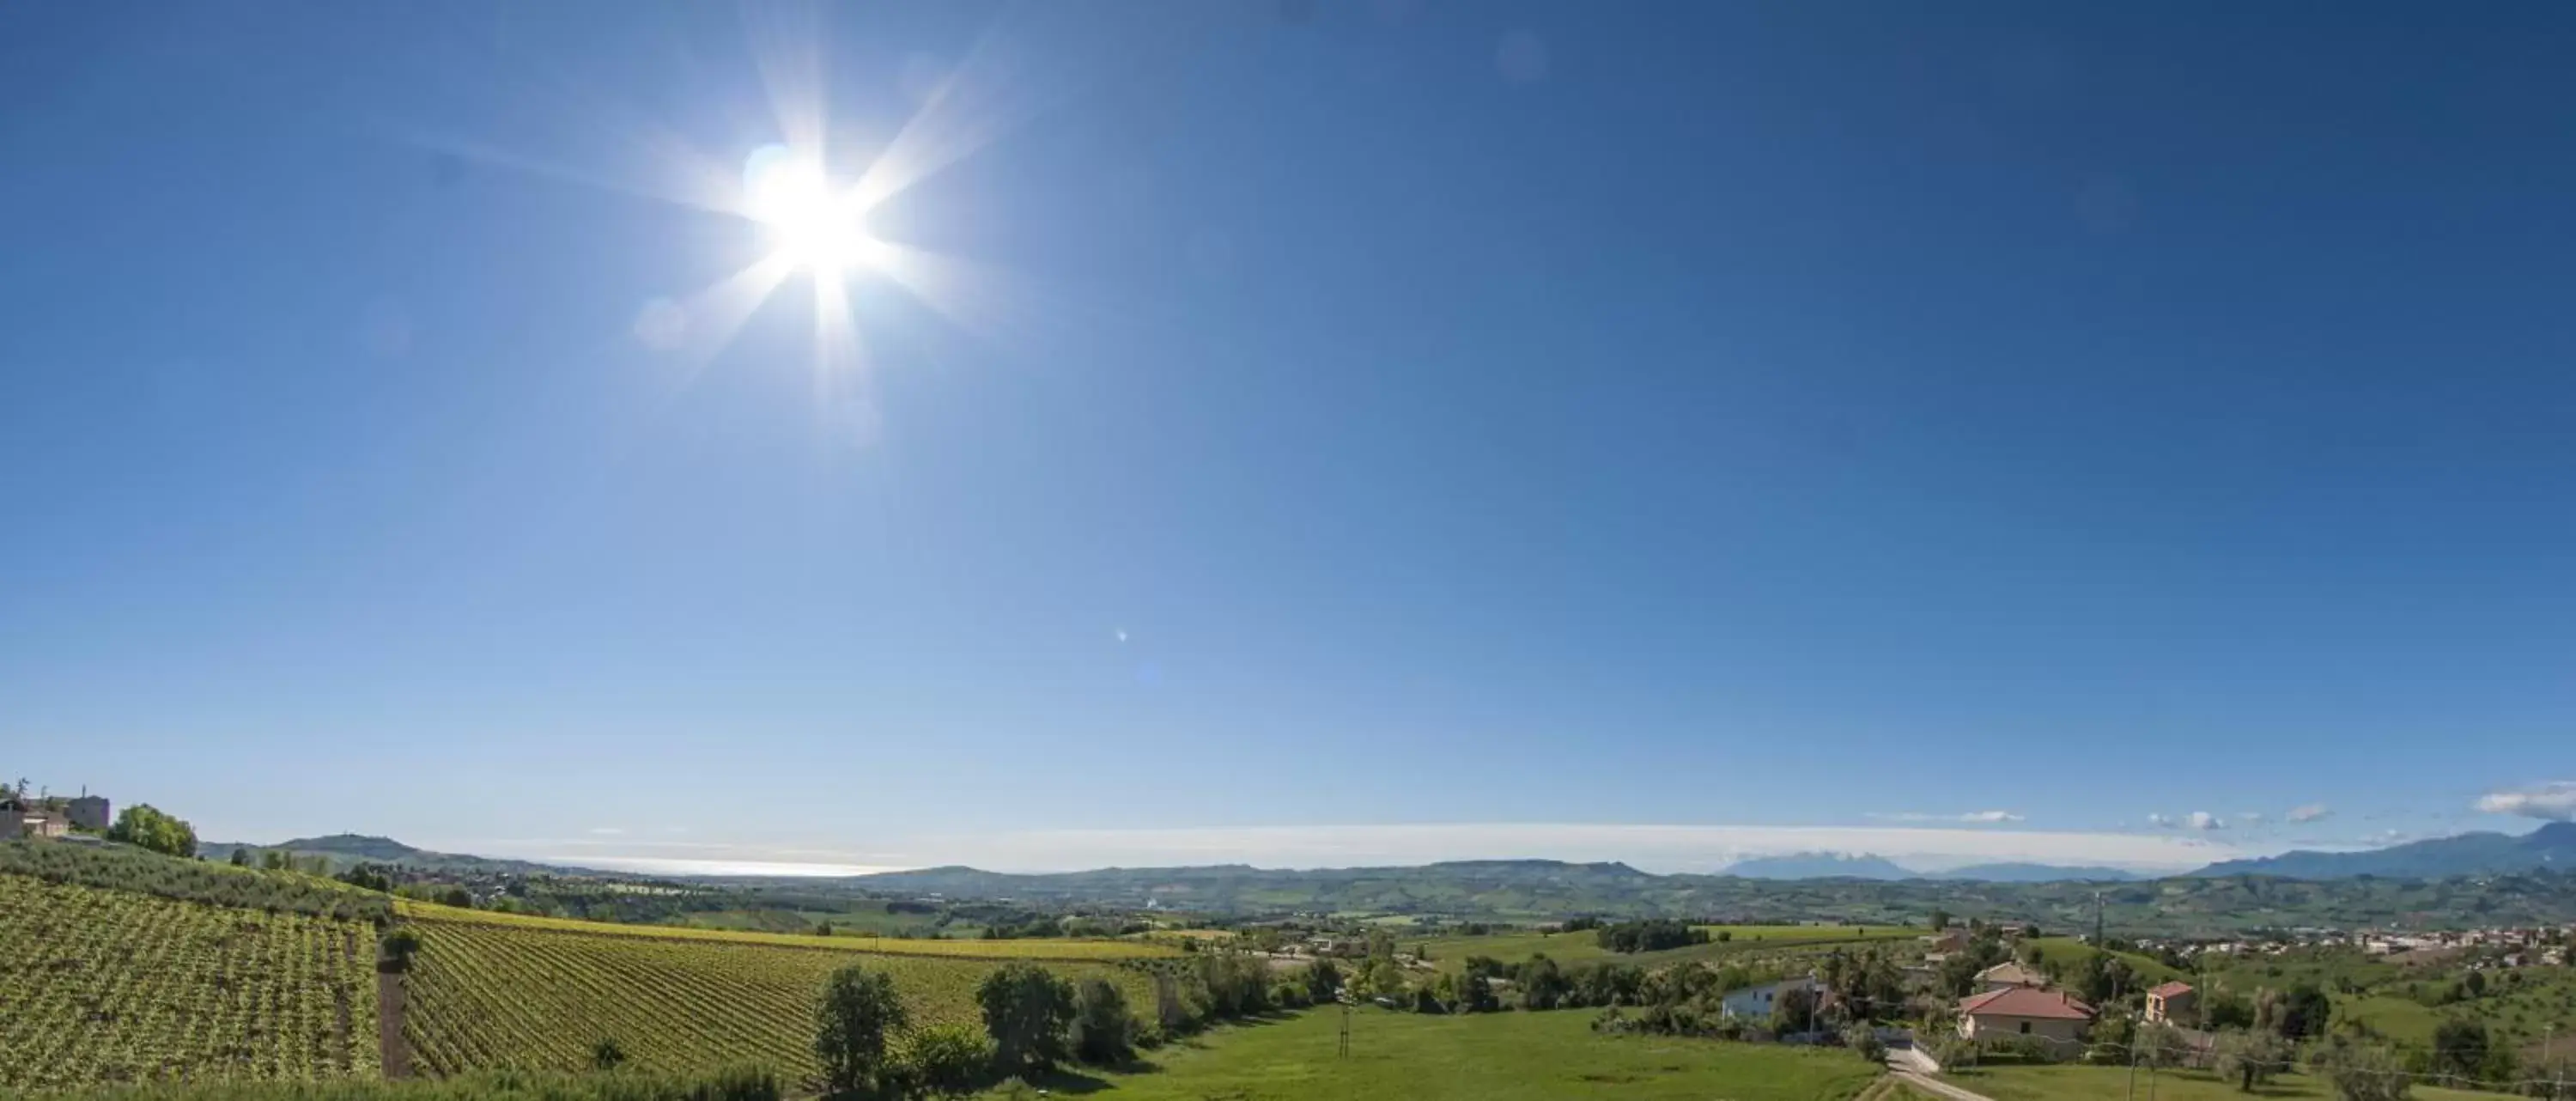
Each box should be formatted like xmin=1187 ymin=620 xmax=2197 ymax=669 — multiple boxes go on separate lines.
xmin=2149 ymin=982 xmax=2195 ymax=1000
xmin=1959 ymin=987 xmax=2098 ymax=1021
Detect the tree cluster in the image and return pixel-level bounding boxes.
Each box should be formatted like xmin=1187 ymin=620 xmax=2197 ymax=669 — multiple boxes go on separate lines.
xmin=1594 ymin=919 xmax=1709 ymax=954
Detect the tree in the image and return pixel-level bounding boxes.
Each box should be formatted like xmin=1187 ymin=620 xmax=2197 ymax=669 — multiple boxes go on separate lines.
xmin=976 ymin=963 xmax=1073 ymax=1074
xmin=815 ymin=963 xmax=909 ymax=1099
xmin=2312 ymin=1041 xmax=2411 ymax=1101
xmin=2278 ymin=982 xmax=2330 ymax=1041
xmin=1070 ymin=977 xmax=1133 ymax=1065
xmin=901 ymin=1023 xmax=991 ymax=1098
xmin=440 ymin=886 xmax=473 ymax=909
xmin=1771 ymin=985 xmax=1820 ymax=1036
xmin=228 ymin=849 xmax=252 ymax=867
xmin=2213 ymin=1029 xmax=2290 ymax=1092
xmin=1929 ymin=909 xmax=1953 ymax=933
xmin=1517 ymin=954 xmax=1570 ymax=1011
xmin=1302 ymin=959 xmax=1342 ymax=1005
xmin=377 ymin=928 xmax=423 ymax=972
xmin=105 ymin=804 xmax=197 ymax=859
xmin=591 ymin=1037 xmax=628 ymax=1072
xmin=2433 ymin=1019 xmax=2490 ymax=1082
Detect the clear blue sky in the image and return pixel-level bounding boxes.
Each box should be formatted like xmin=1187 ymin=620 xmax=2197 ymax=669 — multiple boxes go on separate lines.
xmin=5 ymin=1 xmax=2572 ymax=873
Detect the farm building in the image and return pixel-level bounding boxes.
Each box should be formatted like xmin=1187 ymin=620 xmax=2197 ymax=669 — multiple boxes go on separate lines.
xmin=0 ymin=799 xmax=70 ymax=841
xmin=2145 ymin=981 xmax=2196 ymax=1025
xmin=1959 ymin=987 xmax=2095 ymax=1047
xmin=1973 ymin=961 xmax=2049 ymax=993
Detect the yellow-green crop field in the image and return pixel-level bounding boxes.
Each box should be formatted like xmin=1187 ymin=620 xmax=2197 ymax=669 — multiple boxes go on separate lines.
xmin=0 ymin=874 xmax=380 ymax=1090
xmin=393 ymin=899 xmax=1175 ymax=960
xmin=401 ymin=912 xmax=1163 ymax=1085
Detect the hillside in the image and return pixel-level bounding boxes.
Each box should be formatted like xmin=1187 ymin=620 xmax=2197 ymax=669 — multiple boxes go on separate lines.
xmin=1719 ymin=853 xmax=1916 ymax=879
xmin=2192 ymin=822 xmax=2576 ymax=879
xmin=0 ymin=874 xmax=380 ymax=1089
xmin=841 ymin=857 xmax=2576 ymax=934
xmin=398 ymin=906 xmax=1163 ymax=1083
xmin=198 ymin=835 xmax=617 ymax=879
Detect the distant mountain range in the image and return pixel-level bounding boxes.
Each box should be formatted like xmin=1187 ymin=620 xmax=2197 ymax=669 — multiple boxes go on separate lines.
xmin=2193 ymin=821 xmax=2576 ymax=879
xmin=1713 ymin=853 xmax=2142 ymax=882
xmin=198 ymin=834 xmax=612 ymax=878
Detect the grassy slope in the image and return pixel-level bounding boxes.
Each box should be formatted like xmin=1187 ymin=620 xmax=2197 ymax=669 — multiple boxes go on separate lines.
xmin=999 ymin=1009 xmax=1884 ymax=1101
xmin=394 ymin=899 xmax=1174 ymax=960
xmin=1415 ymin=924 xmax=1920 ymax=973
xmin=400 ymin=913 xmax=1163 ymax=1084
xmin=2022 ymin=938 xmax=2184 ymax=987
xmin=0 ymin=874 xmax=380 ymax=1090
xmin=1948 ymin=1064 xmax=2508 ymax=1101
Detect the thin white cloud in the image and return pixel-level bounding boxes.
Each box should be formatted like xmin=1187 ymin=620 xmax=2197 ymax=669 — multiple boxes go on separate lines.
xmin=2287 ymin=804 xmax=2332 ymax=824
xmin=2238 ymin=812 xmax=2265 ymax=824
xmin=1868 ymin=811 xmax=2025 ymax=824
xmin=2476 ymin=782 xmax=2576 ymax=822
xmin=2147 ymin=813 xmax=2174 ymax=829
xmin=2184 ymin=812 xmax=2227 ymax=831
xmin=587 ymin=827 xmax=627 ymax=836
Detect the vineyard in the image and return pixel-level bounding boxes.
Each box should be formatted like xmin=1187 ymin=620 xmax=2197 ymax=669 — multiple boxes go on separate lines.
xmin=399 ymin=912 xmax=1164 ymax=1084
xmin=0 ymin=874 xmax=380 ymax=1090
xmin=392 ymin=898 xmax=1173 ymax=959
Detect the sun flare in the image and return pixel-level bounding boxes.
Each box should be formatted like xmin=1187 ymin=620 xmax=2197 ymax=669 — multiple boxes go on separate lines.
xmin=743 ymin=145 xmax=890 ymax=271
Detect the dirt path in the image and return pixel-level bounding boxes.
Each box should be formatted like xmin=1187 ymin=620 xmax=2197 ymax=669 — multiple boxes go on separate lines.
xmin=1889 ymin=1070 xmax=1999 ymax=1101
xmin=378 ymin=969 xmax=412 ymax=1079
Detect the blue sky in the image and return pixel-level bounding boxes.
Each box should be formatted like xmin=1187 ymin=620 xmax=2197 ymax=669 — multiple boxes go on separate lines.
xmin=5 ymin=1 xmax=2573 ymax=873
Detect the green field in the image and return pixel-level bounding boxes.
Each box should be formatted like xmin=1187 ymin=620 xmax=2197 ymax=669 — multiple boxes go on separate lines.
xmin=2020 ymin=938 xmax=2184 ymax=987
xmin=401 ymin=912 xmax=1163 ymax=1084
xmin=0 ymin=874 xmax=380 ymax=1090
xmin=990 ymin=1008 xmax=1884 ymax=1100
xmin=395 ymin=899 xmax=1174 ymax=960
xmin=1947 ymin=1063 xmax=2510 ymax=1101
xmin=1415 ymin=923 xmax=1919 ymax=973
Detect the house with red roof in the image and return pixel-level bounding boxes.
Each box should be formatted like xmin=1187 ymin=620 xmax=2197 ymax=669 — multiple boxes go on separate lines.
xmin=1958 ymin=987 xmax=2096 ymax=1048
xmin=2145 ymin=981 xmax=2197 ymax=1025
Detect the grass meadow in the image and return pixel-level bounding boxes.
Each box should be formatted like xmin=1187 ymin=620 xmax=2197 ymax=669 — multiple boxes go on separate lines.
xmin=993 ymin=1008 xmax=1885 ymax=1101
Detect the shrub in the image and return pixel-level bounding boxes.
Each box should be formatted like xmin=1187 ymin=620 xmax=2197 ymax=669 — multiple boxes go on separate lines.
xmin=900 ymin=1023 xmax=991 ymax=1098
xmin=1844 ymin=1025 xmax=1886 ymax=1063
xmin=976 ymin=963 xmax=1075 ymax=1074
xmin=1071 ymin=977 xmax=1135 ymax=1065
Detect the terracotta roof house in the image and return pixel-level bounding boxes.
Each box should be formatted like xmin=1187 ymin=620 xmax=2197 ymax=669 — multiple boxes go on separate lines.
xmin=1959 ymin=987 xmax=2096 ymax=1049
xmin=2145 ymin=981 xmax=2197 ymax=1025
xmin=1975 ymin=961 xmax=2049 ymax=992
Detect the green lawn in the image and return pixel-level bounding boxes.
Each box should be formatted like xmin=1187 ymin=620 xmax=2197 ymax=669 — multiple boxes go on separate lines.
xmin=1947 ymin=1062 xmax=2509 ymax=1101
xmin=990 ymin=1008 xmax=1885 ymax=1100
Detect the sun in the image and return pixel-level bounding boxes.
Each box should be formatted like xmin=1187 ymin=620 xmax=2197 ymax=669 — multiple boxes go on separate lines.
xmin=743 ymin=145 xmax=891 ymax=271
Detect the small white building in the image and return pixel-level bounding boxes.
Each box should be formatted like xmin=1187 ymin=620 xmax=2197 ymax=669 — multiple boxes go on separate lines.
xmin=1720 ymin=976 xmax=1820 ymax=1021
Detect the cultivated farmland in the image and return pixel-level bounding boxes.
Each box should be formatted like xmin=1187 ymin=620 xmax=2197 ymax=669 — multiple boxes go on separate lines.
xmin=398 ymin=910 xmax=1165 ymax=1084
xmin=0 ymin=875 xmax=380 ymax=1090
xmin=393 ymin=899 xmax=1172 ymax=959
